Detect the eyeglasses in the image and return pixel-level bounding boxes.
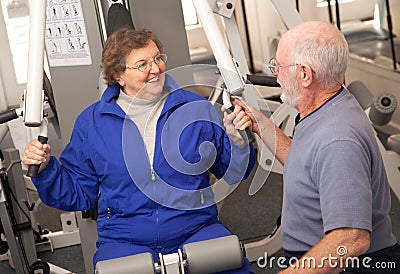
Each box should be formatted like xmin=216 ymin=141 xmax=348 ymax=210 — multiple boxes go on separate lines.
xmin=125 ymin=54 xmax=168 ymax=72
xmin=267 ymin=58 xmax=299 ymax=74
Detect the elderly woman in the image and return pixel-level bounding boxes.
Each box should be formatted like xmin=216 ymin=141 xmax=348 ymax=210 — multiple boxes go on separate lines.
xmin=23 ymin=28 xmax=255 ymax=273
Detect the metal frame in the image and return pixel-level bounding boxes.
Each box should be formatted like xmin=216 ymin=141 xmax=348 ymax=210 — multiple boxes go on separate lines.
xmin=0 ymin=148 xmax=77 ymax=273
xmin=1 ymin=148 xmax=37 ymax=273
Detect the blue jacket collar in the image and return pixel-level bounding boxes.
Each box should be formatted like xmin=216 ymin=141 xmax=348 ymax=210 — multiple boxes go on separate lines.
xmin=98 ymin=74 xmax=188 ymax=118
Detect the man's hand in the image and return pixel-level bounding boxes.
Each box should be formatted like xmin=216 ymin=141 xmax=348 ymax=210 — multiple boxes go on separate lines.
xmin=232 ymin=98 xmax=264 ymax=135
xmin=221 ymin=104 xmax=252 ymax=146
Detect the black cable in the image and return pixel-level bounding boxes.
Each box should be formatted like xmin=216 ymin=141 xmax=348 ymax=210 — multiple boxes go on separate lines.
xmin=335 ymin=0 xmax=341 ymax=30
xmin=385 ymin=0 xmax=398 ymax=71
xmin=7 ymin=185 xmax=32 ymax=221
xmin=295 ymin=0 xmax=299 ymax=12
xmin=327 ymin=0 xmax=333 ymax=24
xmin=0 ymin=169 xmax=31 ymax=221
xmin=240 ymin=0 xmax=255 ymax=73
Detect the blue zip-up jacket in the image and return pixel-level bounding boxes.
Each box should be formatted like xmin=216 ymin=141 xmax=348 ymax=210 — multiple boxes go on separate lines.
xmin=32 ymin=74 xmax=255 ymax=250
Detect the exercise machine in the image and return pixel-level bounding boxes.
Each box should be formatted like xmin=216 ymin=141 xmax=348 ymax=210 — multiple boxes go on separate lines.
xmin=0 ymin=148 xmax=38 ymax=273
xmin=0 ymin=147 xmax=63 ymax=274
xmin=0 ymin=0 xmax=79 ymax=272
xmin=347 ymin=81 xmax=400 ymax=202
xmin=0 ymin=138 xmax=76 ymax=274
xmin=95 ymin=235 xmax=244 ymax=274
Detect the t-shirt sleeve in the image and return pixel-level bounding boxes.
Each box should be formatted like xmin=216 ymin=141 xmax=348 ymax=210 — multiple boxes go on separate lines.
xmin=314 ymin=140 xmax=373 ymax=234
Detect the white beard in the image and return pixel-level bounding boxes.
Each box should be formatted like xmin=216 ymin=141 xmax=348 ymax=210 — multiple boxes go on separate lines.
xmin=279 ymin=73 xmax=300 ymax=108
xmin=280 ymin=91 xmax=299 ymax=108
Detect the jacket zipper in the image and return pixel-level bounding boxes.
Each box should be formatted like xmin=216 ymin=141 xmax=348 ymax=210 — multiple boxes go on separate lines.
xmin=151 ymin=167 xmax=156 ymax=181
xmin=146 ymin=146 xmax=161 ymax=251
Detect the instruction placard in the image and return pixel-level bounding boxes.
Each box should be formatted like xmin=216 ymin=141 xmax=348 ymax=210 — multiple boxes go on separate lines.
xmin=45 ymin=0 xmax=92 ymax=67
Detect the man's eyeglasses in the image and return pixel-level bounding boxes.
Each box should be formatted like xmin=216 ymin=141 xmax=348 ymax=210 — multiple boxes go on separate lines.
xmin=267 ymin=58 xmax=299 ymax=74
xmin=126 ymin=54 xmax=168 ymax=72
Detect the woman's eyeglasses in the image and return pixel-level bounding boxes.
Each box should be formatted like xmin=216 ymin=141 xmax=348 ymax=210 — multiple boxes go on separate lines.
xmin=126 ymin=54 xmax=168 ymax=72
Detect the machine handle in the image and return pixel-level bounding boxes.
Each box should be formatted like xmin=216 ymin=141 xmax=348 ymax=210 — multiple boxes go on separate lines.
xmin=26 ymin=135 xmax=48 ymax=178
xmin=0 ymin=109 xmax=20 ymax=124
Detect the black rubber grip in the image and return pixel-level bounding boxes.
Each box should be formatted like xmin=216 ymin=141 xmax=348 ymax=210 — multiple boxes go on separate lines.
xmin=0 ymin=109 xmax=19 ymax=124
xmin=26 ymin=135 xmax=48 ymax=178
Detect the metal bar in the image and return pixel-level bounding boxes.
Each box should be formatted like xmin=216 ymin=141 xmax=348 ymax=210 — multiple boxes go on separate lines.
xmin=269 ymin=0 xmax=303 ymax=29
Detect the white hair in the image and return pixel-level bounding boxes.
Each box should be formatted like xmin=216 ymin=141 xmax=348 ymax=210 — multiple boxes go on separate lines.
xmin=290 ymin=29 xmax=349 ymax=89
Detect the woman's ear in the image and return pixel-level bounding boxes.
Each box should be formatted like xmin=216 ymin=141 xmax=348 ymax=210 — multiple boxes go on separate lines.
xmin=115 ymin=74 xmax=125 ymax=86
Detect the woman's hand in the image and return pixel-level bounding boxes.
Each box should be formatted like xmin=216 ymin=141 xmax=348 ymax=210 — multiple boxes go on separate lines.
xmin=22 ymin=140 xmax=52 ymax=173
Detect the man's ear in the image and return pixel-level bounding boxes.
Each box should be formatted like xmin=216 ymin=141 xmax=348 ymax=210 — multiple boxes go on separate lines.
xmin=300 ymin=65 xmax=313 ymax=87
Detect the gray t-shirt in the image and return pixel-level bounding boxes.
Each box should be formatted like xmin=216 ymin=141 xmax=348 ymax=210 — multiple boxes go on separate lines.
xmin=282 ymin=88 xmax=397 ymax=254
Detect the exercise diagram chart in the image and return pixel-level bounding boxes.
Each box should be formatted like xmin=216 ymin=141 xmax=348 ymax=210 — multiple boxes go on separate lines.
xmin=45 ymin=0 xmax=92 ymax=67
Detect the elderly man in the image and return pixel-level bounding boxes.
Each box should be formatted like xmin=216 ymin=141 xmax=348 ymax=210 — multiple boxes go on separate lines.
xmin=234 ymin=21 xmax=400 ymax=273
